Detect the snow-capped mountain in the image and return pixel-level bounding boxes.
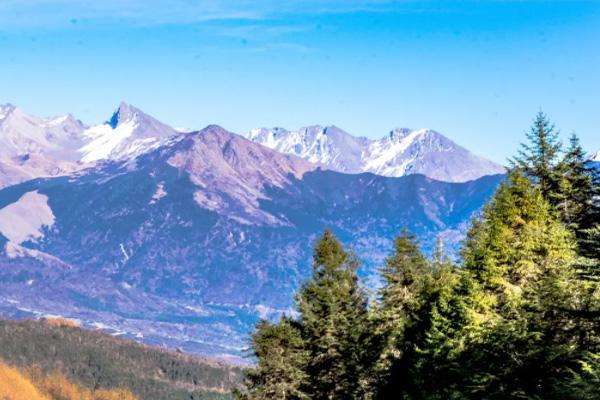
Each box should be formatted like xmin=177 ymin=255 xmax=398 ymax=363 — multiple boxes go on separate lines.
xmin=0 ymin=103 xmax=183 ymax=188
xmin=1 ymin=102 xmax=504 ymax=187
xmin=0 ymin=103 xmax=85 ymax=160
xmin=79 ymin=102 xmax=179 ymax=163
xmin=0 ymin=104 xmax=86 ymax=188
xmin=592 ymin=150 xmax=600 ymax=162
xmin=0 ymin=124 xmax=503 ymax=358
xmin=247 ymin=125 xmax=505 ymax=182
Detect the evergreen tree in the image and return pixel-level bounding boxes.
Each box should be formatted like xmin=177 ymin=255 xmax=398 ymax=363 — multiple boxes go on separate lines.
xmin=410 ymin=264 xmax=474 ymax=399
xmin=459 ymin=170 xmax=583 ymax=398
xmin=241 ymin=116 xmax=600 ymax=400
xmin=556 ymin=134 xmax=599 ymax=236
xmin=461 ymin=170 xmax=574 ymax=307
xmin=374 ymin=233 xmax=473 ymax=399
xmin=296 ymin=229 xmax=372 ymax=400
xmin=237 ymin=318 xmax=308 ymax=400
xmin=512 ymin=111 xmax=562 ymax=203
xmin=373 ymin=231 xmax=431 ymax=397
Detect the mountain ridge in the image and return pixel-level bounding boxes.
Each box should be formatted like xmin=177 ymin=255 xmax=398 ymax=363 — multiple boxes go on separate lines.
xmin=0 ymin=123 xmax=504 ymax=359
xmin=247 ymin=124 xmax=505 ymax=182
xmin=0 ymin=103 xmax=503 ymax=187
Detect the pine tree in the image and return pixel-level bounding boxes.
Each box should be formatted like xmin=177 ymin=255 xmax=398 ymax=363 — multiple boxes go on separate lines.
xmin=556 ymin=134 xmax=599 ymax=235
xmin=374 ymin=233 xmax=474 ymax=399
xmin=461 ymin=170 xmax=574 ymax=307
xmin=296 ymin=229 xmax=372 ymax=400
xmin=373 ymin=231 xmax=431 ymax=397
xmin=512 ymin=111 xmax=562 ymax=203
xmin=459 ymin=170 xmax=583 ymax=398
xmin=410 ymin=263 xmax=474 ymax=399
xmin=238 ymin=318 xmax=309 ymax=400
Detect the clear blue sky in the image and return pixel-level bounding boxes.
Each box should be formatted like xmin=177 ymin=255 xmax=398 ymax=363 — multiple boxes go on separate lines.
xmin=1 ymin=0 xmax=599 ymax=163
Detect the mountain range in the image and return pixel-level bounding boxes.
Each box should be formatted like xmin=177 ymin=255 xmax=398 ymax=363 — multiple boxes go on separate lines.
xmin=0 ymin=103 xmax=507 ymax=360
xmin=247 ymin=125 xmax=504 ymax=182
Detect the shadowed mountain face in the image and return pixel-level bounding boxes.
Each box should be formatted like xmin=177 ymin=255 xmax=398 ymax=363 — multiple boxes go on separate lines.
xmin=0 ymin=125 xmax=503 ymax=360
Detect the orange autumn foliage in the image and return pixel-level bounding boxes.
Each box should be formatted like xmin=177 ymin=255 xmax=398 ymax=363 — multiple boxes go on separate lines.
xmin=43 ymin=318 xmax=80 ymax=328
xmin=0 ymin=360 xmax=138 ymax=400
xmin=0 ymin=361 xmax=47 ymax=400
xmin=36 ymin=372 xmax=91 ymax=400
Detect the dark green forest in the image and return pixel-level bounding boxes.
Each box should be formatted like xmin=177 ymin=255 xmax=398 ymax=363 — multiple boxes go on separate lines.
xmin=236 ymin=112 xmax=600 ymax=399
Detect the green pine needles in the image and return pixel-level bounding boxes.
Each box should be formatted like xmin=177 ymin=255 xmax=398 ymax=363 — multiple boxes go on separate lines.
xmin=237 ymin=113 xmax=600 ymax=400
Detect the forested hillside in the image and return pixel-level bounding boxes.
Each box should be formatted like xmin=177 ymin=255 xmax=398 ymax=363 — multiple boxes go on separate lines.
xmin=0 ymin=360 xmax=138 ymax=400
xmin=0 ymin=318 xmax=243 ymax=400
xmin=237 ymin=112 xmax=600 ymax=399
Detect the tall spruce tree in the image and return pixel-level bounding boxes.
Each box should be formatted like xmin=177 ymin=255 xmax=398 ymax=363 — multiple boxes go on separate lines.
xmin=461 ymin=170 xmax=574 ymax=305
xmin=374 ymin=233 xmax=473 ymax=399
xmin=296 ymin=229 xmax=372 ymax=400
xmin=373 ymin=231 xmax=431 ymax=397
xmin=556 ymin=134 xmax=599 ymax=235
xmin=459 ymin=170 xmax=583 ymax=398
xmin=409 ymin=262 xmax=474 ymax=399
xmin=512 ymin=111 xmax=562 ymax=204
xmin=238 ymin=318 xmax=309 ymax=400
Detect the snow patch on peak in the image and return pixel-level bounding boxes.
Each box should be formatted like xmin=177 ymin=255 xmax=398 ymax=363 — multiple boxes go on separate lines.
xmin=78 ymin=103 xmax=179 ymax=163
xmin=364 ymin=129 xmax=425 ymax=174
xmin=80 ymin=119 xmax=139 ymax=162
xmin=593 ymin=150 xmax=600 ymax=162
xmin=43 ymin=114 xmax=71 ymax=127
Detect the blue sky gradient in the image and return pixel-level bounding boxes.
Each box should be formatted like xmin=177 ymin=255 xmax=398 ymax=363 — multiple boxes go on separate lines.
xmin=1 ymin=0 xmax=599 ymax=163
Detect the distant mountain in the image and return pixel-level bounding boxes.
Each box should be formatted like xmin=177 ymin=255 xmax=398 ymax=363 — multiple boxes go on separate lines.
xmin=0 ymin=124 xmax=504 ymax=360
xmin=0 ymin=103 xmax=184 ymax=189
xmin=0 ymin=103 xmax=85 ymax=160
xmin=79 ymin=102 xmax=179 ymax=163
xmin=1 ymin=103 xmax=504 ymax=187
xmin=0 ymin=104 xmax=86 ymax=188
xmin=247 ymin=125 xmax=504 ymax=182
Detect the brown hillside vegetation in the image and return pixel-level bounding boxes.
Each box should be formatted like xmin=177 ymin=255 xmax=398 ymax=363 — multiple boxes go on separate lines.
xmin=0 ymin=319 xmax=243 ymax=400
xmin=0 ymin=361 xmax=46 ymax=400
xmin=0 ymin=360 xmax=137 ymax=400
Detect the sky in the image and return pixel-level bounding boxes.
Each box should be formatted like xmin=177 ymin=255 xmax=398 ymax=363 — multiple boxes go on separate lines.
xmin=0 ymin=0 xmax=599 ymax=163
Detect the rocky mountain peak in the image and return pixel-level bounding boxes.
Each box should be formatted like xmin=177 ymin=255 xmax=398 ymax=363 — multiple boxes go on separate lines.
xmin=167 ymin=125 xmax=315 ymax=225
xmin=107 ymin=102 xmax=143 ymax=128
xmin=79 ymin=103 xmax=178 ymax=163
xmin=388 ymin=128 xmax=413 ymax=141
xmin=0 ymin=104 xmax=17 ymax=121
